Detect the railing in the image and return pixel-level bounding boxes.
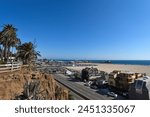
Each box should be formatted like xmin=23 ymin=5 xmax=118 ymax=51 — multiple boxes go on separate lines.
xmin=0 ymin=63 xmax=22 ymax=73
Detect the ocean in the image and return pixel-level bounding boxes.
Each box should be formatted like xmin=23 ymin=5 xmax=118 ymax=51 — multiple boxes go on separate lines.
xmin=88 ymin=60 xmax=150 ymax=66
xmin=55 ymin=59 xmax=150 ymax=66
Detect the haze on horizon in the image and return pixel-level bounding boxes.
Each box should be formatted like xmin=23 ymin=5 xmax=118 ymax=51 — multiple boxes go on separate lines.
xmin=0 ymin=0 xmax=150 ymax=60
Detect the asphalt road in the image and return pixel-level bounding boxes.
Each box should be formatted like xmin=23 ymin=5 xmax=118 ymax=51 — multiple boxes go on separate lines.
xmin=53 ymin=74 xmax=114 ymax=100
xmin=56 ymin=80 xmax=85 ymax=100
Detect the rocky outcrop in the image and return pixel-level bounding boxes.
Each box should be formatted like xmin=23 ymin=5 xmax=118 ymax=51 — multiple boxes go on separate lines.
xmin=0 ymin=70 xmax=68 ymax=100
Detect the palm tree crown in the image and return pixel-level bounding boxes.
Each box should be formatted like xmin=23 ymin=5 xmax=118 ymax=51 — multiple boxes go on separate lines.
xmin=17 ymin=42 xmax=41 ymax=64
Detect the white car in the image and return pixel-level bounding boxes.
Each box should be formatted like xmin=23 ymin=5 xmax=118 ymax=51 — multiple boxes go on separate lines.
xmin=84 ymin=81 xmax=93 ymax=87
xmin=107 ymin=92 xmax=118 ymax=98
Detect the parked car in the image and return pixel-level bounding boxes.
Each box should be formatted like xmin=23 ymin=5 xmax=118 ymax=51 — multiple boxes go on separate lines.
xmin=122 ymin=92 xmax=129 ymax=98
xmin=107 ymin=92 xmax=118 ymax=98
xmin=84 ymin=81 xmax=93 ymax=87
xmin=90 ymin=84 xmax=98 ymax=89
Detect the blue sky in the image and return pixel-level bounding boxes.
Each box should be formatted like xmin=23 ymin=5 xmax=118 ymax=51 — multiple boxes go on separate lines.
xmin=0 ymin=0 xmax=150 ymax=60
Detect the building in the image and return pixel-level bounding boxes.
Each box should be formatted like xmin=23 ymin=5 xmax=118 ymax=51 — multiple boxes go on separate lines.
xmin=135 ymin=73 xmax=145 ymax=79
xmin=108 ymin=70 xmax=121 ymax=88
xmin=129 ymin=76 xmax=150 ymax=100
xmin=81 ymin=67 xmax=99 ymax=81
xmin=115 ymin=71 xmax=136 ymax=91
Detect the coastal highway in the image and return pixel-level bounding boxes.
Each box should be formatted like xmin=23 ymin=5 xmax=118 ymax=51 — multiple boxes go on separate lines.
xmin=53 ymin=74 xmax=113 ymax=100
xmin=56 ymin=81 xmax=85 ymax=100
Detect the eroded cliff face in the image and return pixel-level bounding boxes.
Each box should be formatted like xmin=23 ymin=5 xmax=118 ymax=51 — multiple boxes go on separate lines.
xmin=0 ymin=70 xmax=68 ymax=100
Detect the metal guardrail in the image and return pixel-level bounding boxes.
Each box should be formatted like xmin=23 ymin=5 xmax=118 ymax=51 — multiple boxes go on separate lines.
xmin=0 ymin=63 xmax=22 ymax=73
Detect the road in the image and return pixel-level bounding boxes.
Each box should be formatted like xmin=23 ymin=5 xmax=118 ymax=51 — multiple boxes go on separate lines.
xmin=53 ymin=74 xmax=114 ymax=100
xmin=56 ymin=80 xmax=85 ymax=100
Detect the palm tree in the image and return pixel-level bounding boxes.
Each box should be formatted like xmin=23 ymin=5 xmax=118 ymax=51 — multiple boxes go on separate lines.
xmin=0 ymin=24 xmax=18 ymax=62
xmin=17 ymin=42 xmax=41 ymax=64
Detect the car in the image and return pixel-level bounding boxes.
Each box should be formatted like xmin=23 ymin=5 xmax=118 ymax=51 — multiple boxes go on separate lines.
xmin=84 ymin=82 xmax=90 ymax=86
xmin=84 ymin=81 xmax=93 ymax=87
xmin=107 ymin=92 xmax=118 ymax=98
xmin=90 ymin=84 xmax=98 ymax=89
xmin=122 ymin=92 xmax=129 ymax=98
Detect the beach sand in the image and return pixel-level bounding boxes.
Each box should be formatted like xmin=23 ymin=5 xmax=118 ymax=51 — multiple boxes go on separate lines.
xmin=67 ymin=63 xmax=150 ymax=76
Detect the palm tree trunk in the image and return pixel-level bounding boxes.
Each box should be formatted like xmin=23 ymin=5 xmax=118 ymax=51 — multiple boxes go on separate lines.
xmin=3 ymin=45 xmax=7 ymax=62
xmin=7 ymin=46 xmax=11 ymax=62
xmin=11 ymin=47 xmax=14 ymax=62
xmin=0 ymin=45 xmax=2 ymax=60
xmin=1 ymin=46 xmax=4 ymax=61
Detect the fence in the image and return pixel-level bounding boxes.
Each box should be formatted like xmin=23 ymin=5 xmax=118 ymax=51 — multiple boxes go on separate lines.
xmin=0 ymin=63 xmax=22 ymax=73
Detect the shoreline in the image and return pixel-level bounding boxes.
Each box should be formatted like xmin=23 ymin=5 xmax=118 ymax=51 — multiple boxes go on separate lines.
xmin=67 ymin=63 xmax=150 ymax=76
xmin=81 ymin=62 xmax=150 ymax=66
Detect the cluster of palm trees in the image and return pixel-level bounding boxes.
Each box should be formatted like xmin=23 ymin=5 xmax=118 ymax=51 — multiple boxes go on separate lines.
xmin=0 ymin=24 xmax=40 ymax=64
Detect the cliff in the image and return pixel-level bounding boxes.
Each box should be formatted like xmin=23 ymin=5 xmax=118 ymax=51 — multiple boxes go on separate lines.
xmin=0 ymin=70 xmax=68 ymax=100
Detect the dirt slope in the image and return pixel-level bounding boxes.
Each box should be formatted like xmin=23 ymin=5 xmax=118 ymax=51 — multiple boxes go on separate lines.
xmin=0 ymin=70 xmax=68 ymax=100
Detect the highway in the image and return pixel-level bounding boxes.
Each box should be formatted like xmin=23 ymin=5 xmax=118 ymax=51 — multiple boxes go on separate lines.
xmin=55 ymin=80 xmax=85 ymax=100
xmin=53 ymin=74 xmax=113 ymax=100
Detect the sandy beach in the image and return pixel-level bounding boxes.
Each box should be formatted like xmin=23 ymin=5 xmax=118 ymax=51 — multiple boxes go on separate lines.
xmin=67 ymin=63 xmax=150 ymax=76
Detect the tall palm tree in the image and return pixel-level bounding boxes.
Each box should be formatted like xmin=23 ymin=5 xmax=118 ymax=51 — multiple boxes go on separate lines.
xmin=17 ymin=42 xmax=41 ymax=64
xmin=0 ymin=24 xmax=18 ymax=62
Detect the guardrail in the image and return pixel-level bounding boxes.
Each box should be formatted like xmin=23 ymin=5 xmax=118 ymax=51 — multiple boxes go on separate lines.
xmin=0 ymin=63 xmax=22 ymax=73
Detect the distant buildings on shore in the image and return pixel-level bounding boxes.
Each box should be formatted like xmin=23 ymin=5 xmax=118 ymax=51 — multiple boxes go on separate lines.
xmin=36 ymin=59 xmax=97 ymax=67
